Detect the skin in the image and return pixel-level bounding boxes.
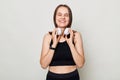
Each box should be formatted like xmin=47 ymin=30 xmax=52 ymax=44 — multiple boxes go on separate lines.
xmin=40 ymin=6 xmax=85 ymax=74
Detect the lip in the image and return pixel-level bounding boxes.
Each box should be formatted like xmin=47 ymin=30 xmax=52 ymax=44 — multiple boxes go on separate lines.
xmin=58 ymin=20 xmax=66 ymax=23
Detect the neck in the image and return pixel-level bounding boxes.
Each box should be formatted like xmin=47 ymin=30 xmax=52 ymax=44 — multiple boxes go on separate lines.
xmin=60 ymin=28 xmax=65 ymax=36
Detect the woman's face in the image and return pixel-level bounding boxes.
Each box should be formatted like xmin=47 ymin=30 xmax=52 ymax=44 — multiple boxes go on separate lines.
xmin=55 ymin=6 xmax=70 ymax=28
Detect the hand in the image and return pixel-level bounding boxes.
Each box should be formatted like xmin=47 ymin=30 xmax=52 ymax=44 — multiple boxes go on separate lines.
xmin=52 ymin=28 xmax=61 ymax=47
xmin=65 ymin=29 xmax=74 ymax=45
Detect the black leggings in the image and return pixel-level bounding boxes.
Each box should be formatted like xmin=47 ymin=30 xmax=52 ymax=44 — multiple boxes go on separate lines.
xmin=46 ymin=69 xmax=80 ymax=80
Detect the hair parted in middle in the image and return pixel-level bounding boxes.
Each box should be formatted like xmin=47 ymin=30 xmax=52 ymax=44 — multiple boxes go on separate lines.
xmin=53 ymin=4 xmax=72 ymax=28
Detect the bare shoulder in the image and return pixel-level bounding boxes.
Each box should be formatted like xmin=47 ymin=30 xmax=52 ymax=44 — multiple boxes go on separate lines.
xmin=73 ymin=30 xmax=83 ymax=43
xmin=73 ymin=30 xmax=82 ymax=38
xmin=43 ymin=32 xmax=52 ymax=43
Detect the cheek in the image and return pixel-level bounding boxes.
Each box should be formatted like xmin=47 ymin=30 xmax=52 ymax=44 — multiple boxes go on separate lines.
xmin=56 ymin=15 xmax=61 ymax=19
xmin=55 ymin=19 xmax=59 ymax=25
xmin=55 ymin=17 xmax=59 ymax=22
xmin=66 ymin=17 xmax=70 ymax=23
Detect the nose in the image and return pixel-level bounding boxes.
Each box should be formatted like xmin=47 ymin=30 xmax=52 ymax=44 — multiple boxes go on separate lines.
xmin=61 ymin=15 xmax=65 ymax=19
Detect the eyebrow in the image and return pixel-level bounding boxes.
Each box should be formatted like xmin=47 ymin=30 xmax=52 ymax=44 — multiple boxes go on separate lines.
xmin=57 ymin=12 xmax=69 ymax=14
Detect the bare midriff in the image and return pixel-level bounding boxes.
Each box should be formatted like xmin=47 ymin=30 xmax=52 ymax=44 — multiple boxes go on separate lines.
xmin=49 ymin=65 xmax=77 ymax=74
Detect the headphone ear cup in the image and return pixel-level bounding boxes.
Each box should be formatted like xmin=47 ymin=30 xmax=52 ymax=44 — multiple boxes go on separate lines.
xmin=57 ymin=28 xmax=62 ymax=35
xmin=64 ymin=28 xmax=69 ymax=35
xmin=64 ymin=28 xmax=70 ymax=38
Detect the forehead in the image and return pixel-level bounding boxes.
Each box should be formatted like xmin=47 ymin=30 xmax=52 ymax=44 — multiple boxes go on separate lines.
xmin=57 ymin=6 xmax=69 ymax=13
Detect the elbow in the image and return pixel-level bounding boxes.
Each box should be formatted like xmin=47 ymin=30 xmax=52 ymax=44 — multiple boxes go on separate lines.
xmin=77 ymin=59 xmax=85 ymax=68
xmin=77 ymin=63 xmax=84 ymax=68
xmin=40 ymin=61 xmax=48 ymax=69
xmin=41 ymin=65 xmax=48 ymax=69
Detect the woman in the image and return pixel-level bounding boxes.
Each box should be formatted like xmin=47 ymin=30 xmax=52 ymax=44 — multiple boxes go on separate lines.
xmin=40 ymin=4 xmax=85 ymax=80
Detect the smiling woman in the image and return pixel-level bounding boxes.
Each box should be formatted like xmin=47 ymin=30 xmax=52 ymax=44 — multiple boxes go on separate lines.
xmin=40 ymin=4 xmax=85 ymax=80
xmin=53 ymin=4 xmax=72 ymax=28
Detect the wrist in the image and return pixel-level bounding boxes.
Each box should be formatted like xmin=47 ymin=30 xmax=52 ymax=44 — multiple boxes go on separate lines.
xmin=68 ymin=42 xmax=74 ymax=47
xmin=52 ymin=43 xmax=57 ymax=48
xmin=50 ymin=46 xmax=56 ymax=50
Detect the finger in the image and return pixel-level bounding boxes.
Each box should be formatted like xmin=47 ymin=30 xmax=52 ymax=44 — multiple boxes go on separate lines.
xmin=69 ymin=29 xmax=73 ymax=37
xmin=57 ymin=35 xmax=61 ymax=41
xmin=69 ymin=29 xmax=73 ymax=34
xmin=65 ymin=35 xmax=68 ymax=40
xmin=52 ymin=28 xmax=57 ymax=37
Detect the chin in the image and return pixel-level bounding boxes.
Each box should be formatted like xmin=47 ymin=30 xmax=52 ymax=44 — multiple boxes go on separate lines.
xmin=58 ymin=24 xmax=68 ymax=28
xmin=58 ymin=26 xmax=67 ymax=28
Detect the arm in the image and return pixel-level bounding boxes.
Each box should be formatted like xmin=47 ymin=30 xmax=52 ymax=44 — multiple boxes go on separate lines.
xmin=40 ymin=29 xmax=61 ymax=69
xmin=65 ymin=30 xmax=85 ymax=68
xmin=40 ymin=33 xmax=55 ymax=69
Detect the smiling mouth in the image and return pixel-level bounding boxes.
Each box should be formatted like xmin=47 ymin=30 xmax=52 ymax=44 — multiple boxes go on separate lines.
xmin=58 ymin=20 xmax=66 ymax=23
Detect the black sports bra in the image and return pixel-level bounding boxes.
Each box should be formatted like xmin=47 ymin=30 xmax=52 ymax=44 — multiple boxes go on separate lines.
xmin=49 ymin=40 xmax=76 ymax=66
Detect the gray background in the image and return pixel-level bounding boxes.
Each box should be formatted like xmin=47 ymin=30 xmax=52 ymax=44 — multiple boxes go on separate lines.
xmin=0 ymin=0 xmax=120 ymax=80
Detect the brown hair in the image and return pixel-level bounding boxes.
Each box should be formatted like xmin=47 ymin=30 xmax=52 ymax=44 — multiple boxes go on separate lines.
xmin=53 ymin=4 xmax=72 ymax=28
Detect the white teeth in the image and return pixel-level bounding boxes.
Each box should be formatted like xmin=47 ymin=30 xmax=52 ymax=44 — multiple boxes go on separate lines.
xmin=59 ymin=20 xmax=65 ymax=23
xmin=60 ymin=21 xmax=65 ymax=22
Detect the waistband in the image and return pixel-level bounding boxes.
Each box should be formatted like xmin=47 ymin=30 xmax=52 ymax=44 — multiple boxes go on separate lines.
xmin=47 ymin=69 xmax=79 ymax=78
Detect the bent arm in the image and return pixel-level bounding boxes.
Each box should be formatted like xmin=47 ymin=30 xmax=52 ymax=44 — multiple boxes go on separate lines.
xmin=40 ymin=33 xmax=55 ymax=69
xmin=68 ymin=32 xmax=85 ymax=68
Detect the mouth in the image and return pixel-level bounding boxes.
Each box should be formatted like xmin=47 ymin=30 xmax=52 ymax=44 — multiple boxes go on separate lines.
xmin=58 ymin=20 xmax=66 ymax=23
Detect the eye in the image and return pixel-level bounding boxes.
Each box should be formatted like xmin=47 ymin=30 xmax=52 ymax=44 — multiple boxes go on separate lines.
xmin=57 ymin=13 xmax=62 ymax=16
xmin=64 ymin=13 xmax=69 ymax=17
